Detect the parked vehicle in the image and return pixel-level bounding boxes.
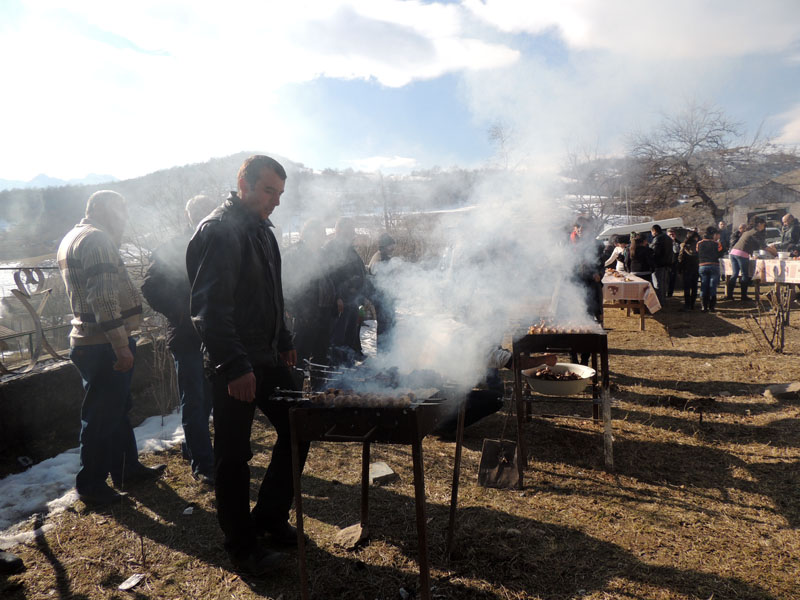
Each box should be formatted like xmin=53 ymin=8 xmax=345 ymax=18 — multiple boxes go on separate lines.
xmin=596 ymin=218 xmax=686 ymax=243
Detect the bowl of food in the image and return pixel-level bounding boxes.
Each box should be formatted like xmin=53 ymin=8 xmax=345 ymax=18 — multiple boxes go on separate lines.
xmin=778 ymin=251 xmax=790 ymax=259
xmin=522 ymin=362 xmax=596 ymax=396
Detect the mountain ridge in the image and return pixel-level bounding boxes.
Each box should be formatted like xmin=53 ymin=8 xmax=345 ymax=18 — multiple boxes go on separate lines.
xmin=0 ymin=173 xmax=119 ymax=192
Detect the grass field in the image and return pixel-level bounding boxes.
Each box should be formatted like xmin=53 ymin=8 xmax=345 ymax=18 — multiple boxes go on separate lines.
xmin=2 ymin=294 xmax=799 ymax=599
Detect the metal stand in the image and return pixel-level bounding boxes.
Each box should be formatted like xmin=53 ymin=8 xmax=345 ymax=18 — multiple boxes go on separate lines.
xmin=289 ymin=397 xmax=465 ymax=600
xmin=511 ymin=332 xmax=612 ymax=488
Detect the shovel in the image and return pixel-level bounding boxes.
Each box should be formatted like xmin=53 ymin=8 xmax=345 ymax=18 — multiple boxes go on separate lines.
xmin=478 ymin=438 xmax=520 ymax=489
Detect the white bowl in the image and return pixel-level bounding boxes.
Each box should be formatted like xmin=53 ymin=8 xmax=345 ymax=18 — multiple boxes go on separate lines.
xmin=522 ymin=362 xmax=596 ymax=396
xmin=778 ymin=252 xmax=790 ymax=259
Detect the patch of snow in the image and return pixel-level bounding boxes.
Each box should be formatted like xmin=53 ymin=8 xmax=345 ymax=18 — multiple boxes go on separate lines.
xmin=0 ymin=410 xmax=183 ymax=548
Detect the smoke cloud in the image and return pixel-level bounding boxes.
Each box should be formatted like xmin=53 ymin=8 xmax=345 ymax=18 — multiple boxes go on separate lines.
xmin=281 ymin=167 xmax=601 ymax=392
xmin=364 ymin=170 xmax=597 ymax=390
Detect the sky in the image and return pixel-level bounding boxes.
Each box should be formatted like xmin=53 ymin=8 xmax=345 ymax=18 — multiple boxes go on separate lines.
xmin=1 ymin=0 xmax=800 ymax=181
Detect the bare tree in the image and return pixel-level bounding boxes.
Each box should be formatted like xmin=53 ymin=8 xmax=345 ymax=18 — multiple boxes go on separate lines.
xmin=488 ymin=120 xmax=515 ymax=170
xmin=561 ymin=144 xmax=631 ymax=227
xmin=628 ymin=101 xmax=767 ymax=221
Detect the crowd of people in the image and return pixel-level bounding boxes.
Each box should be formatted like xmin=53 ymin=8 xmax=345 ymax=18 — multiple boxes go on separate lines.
xmin=593 ymin=213 xmax=800 ymax=314
xmin=55 ymin=155 xmax=401 ymax=576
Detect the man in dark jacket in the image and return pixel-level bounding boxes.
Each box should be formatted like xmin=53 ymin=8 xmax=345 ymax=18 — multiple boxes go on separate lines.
xmin=650 ymin=224 xmax=673 ymax=307
xmin=324 ymin=217 xmax=366 ymax=363
xmin=186 ymin=155 xmax=308 ymax=575
xmin=283 ymin=218 xmax=336 ymax=365
xmin=779 ymin=213 xmax=800 ymax=252
xmin=666 ymin=228 xmax=681 ymax=297
xmin=141 ymin=194 xmax=218 ymax=485
xmin=368 ymin=232 xmax=398 ymax=351
xmin=718 ymin=221 xmax=732 ymax=252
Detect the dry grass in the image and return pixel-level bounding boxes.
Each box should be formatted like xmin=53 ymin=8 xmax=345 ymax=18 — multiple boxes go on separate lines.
xmin=3 ymin=294 xmax=800 ymax=599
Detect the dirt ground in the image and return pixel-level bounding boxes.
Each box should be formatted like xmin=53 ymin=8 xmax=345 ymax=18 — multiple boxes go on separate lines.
xmin=2 ymin=293 xmax=799 ymax=599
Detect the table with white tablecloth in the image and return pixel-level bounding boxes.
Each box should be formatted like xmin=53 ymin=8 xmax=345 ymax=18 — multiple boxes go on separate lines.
xmin=719 ymin=257 xmax=800 ymax=283
xmin=720 ymin=257 xmax=800 ymax=300
xmin=602 ymin=272 xmax=661 ymax=330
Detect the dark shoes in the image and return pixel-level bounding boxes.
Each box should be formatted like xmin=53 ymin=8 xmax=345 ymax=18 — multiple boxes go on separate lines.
xmin=258 ymin=520 xmax=302 ymax=547
xmin=193 ymin=470 xmax=215 ymax=486
xmin=112 ymin=463 xmax=167 ymax=490
xmin=77 ymin=483 xmax=127 ymax=507
xmin=0 ymin=551 xmax=25 ymax=574
xmin=229 ymin=543 xmax=287 ymax=576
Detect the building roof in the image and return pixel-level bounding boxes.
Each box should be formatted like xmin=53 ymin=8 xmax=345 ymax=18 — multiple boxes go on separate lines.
xmin=726 ymin=180 xmax=800 ymax=208
xmin=773 ymin=167 xmax=800 ymax=191
xmin=0 ymin=325 xmax=19 ymax=338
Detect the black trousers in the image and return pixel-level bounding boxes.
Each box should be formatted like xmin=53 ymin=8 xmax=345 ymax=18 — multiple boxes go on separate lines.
xmin=331 ymin=302 xmax=362 ymax=355
xmin=210 ymin=364 xmax=310 ymax=558
xmin=293 ymin=311 xmax=333 ymax=365
xmin=683 ymin=269 xmax=699 ymax=308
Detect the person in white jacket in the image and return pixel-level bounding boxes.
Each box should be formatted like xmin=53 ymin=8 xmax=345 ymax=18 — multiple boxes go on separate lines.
xmin=604 ymin=234 xmax=630 ymax=271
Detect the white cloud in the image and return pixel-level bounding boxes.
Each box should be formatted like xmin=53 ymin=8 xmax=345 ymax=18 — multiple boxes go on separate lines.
xmin=346 ymin=155 xmax=419 ymax=172
xmin=775 ymin=104 xmax=800 ymax=146
xmin=0 ymin=0 xmax=519 ymax=179
xmin=456 ymin=1 xmax=800 ymax=176
xmin=463 ymin=0 xmax=800 ymax=59
xmin=2 ymin=0 xmax=798 ymax=181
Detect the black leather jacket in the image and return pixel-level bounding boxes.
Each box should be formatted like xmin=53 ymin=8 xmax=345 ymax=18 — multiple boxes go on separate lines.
xmin=650 ymin=232 xmax=673 ymax=268
xmin=323 ymin=238 xmax=366 ymax=304
xmin=141 ymin=233 xmax=200 ymax=352
xmin=186 ymin=193 xmax=292 ymax=381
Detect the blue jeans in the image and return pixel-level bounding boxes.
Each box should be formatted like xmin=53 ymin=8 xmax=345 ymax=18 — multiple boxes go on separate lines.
xmin=69 ymin=338 xmax=139 ymax=493
xmin=172 ymin=346 xmax=214 ymax=476
xmin=699 ymin=265 xmax=720 ymax=303
xmin=652 ymin=267 xmax=669 ymax=306
xmin=730 ymin=254 xmax=751 ymax=285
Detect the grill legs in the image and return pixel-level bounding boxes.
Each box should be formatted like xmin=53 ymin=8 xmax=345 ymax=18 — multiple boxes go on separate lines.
xmin=411 ymin=436 xmax=431 ymax=600
xmin=289 ymin=411 xmax=309 ymax=600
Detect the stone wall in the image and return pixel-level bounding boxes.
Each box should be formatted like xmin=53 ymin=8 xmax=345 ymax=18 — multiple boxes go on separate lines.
xmin=0 ymin=338 xmax=177 ymax=475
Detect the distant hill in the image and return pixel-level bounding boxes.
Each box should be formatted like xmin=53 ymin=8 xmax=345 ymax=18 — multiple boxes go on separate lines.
xmin=0 ymin=152 xmax=479 ymax=261
xmin=0 ymin=173 xmax=118 ymax=192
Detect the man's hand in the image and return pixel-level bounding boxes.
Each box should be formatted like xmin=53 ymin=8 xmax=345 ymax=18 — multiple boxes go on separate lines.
xmin=280 ymin=349 xmax=297 ymax=368
xmin=113 ymin=345 xmax=135 ymax=372
xmin=228 ymin=372 xmax=257 ymax=403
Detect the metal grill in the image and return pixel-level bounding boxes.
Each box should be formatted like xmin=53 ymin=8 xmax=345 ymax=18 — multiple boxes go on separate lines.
xmin=285 ymin=379 xmax=466 ymax=600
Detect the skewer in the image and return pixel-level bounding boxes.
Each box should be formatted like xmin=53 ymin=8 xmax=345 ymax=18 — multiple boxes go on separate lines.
xmin=274 ymin=389 xmax=307 ymax=396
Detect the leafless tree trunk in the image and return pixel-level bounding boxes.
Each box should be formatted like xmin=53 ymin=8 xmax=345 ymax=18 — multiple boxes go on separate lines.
xmin=627 ymin=101 xmax=770 ymax=221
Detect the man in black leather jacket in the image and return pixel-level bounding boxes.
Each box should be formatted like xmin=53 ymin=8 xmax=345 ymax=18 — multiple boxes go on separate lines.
xmin=650 ymin=224 xmax=673 ymax=307
xmin=324 ymin=217 xmax=367 ymax=363
xmin=186 ymin=155 xmax=308 ymax=575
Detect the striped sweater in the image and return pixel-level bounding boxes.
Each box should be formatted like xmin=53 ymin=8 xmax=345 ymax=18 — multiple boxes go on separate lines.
xmin=57 ymin=219 xmax=142 ymax=348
